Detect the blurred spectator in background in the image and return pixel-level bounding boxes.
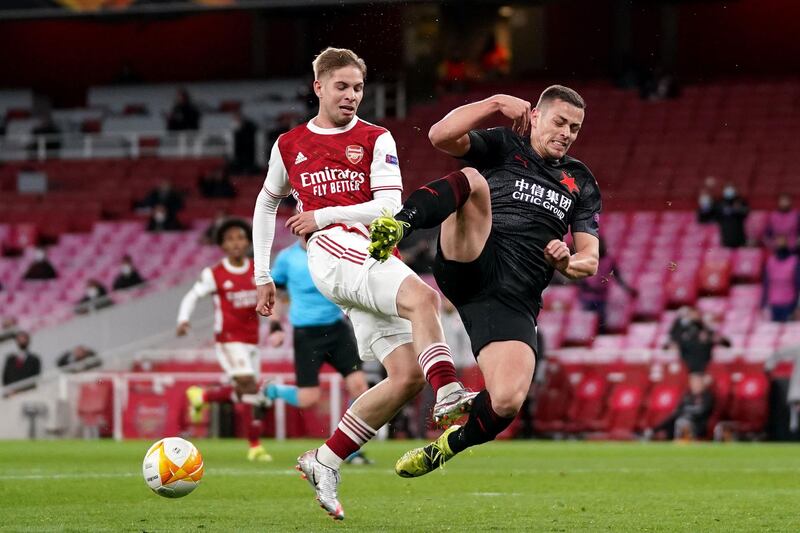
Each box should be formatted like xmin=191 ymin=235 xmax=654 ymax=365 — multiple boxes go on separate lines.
xmin=23 ymin=247 xmax=57 ymax=280
xmin=0 ymin=317 xmax=19 ymax=343
xmin=136 ymin=180 xmax=184 ymax=220
xmin=229 ymin=110 xmax=259 ymax=175
xmin=715 ymin=184 xmax=749 ymax=248
xmin=198 ymin=168 xmax=236 ymax=199
xmin=112 ymin=255 xmax=145 ymax=291
xmin=75 ymin=279 xmax=113 ymax=315
xmin=578 ymin=238 xmax=636 ymax=332
xmin=57 ymin=345 xmax=101 ymax=373
xmin=479 ymin=35 xmax=510 ymax=80
xmin=438 ymin=51 xmax=470 ymax=93
xmin=167 ymin=88 xmax=200 ymax=131
xmin=765 ymin=193 xmax=799 ymax=248
xmin=696 ymin=190 xmax=716 ymax=224
xmin=766 ymin=346 xmax=800 ymax=433
xmin=665 ymin=307 xmax=731 ymax=376
xmin=146 ymin=204 xmax=183 ymax=233
xmin=2 ymin=331 xmax=41 ymax=392
xmin=267 ymin=112 xmax=300 ymax=149
xmin=762 ymin=236 xmax=800 ymax=322
xmin=649 ymin=373 xmax=714 ymax=441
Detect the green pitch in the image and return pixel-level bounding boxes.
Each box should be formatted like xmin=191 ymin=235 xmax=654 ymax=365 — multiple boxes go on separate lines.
xmin=1 ymin=439 xmax=799 ymax=532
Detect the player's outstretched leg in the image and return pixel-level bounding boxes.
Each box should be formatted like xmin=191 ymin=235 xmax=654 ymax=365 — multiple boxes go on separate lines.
xmin=295 ymin=344 xmax=425 ymax=521
xmin=396 ymin=340 xmax=534 ymax=476
xmin=395 ymin=275 xmax=477 ymax=425
xmin=185 ymin=385 xmax=235 ymax=423
xmin=368 ymin=168 xmax=475 ymax=261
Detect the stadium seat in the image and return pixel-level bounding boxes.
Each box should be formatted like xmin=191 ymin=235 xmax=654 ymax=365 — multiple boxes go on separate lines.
xmin=637 ymin=382 xmax=683 ymax=432
xmin=714 ymin=372 xmax=770 ymax=440
xmin=77 ymin=381 xmax=113 ymax=439
xmin=594 ymin=383 xmax=645 ymax=439
xmin=564 ymin=372 xmax=609 ymax=433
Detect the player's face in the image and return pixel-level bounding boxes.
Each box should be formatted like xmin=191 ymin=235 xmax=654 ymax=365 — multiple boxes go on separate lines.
xmin=221 ymin=228 xmax=249 ymax=261
xmin=314 ymin=66 xmax=365 ymax=127
xmin=530 ymin=99 xmax=584 ymax=160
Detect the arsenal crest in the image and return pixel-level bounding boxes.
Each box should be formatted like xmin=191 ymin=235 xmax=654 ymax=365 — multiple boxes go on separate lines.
xmin=346 ymin=145 xmax=364 ymax=164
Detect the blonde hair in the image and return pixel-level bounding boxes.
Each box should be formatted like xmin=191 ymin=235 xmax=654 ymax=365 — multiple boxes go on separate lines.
xmin=312 ymin=47 xmax=367 ymax=80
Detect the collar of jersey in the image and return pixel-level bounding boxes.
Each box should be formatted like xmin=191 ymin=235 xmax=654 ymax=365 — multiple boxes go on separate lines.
xmin=306 ymin=116 xmax=359 ymax=135
xmin=222 ymin=257 xmax=250 ymax=275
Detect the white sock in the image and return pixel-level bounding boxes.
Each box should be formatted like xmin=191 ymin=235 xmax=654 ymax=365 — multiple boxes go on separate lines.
xmin=316 ymin=444 xmax=344 ymax=470
xmin=436 ymin=381 xmax=462 ymax=403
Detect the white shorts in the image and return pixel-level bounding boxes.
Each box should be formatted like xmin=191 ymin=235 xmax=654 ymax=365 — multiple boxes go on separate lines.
xmin=215 ymin=342 xmax=260 ymax=379
xmin=307 ymin=227 xmax=413 ymax=362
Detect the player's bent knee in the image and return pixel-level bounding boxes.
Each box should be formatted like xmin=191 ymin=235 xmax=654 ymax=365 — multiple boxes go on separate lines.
xmin=297 ymin=387 xmax=321 ymax=409
xmin=461 ymin=167 xmax=488 ymax=196
xmin=395 ymin=371 xmax=426 ymax=397
xmin=491 ymin=388 xmax=527 ymax=418
xmin=234 ymin=376 xmax=258 ymax=395
xmin=414 ymin=283 xmax=441 ymax=314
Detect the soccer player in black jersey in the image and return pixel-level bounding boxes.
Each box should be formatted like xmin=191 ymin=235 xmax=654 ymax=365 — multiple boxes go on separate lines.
xmin=369 ymin=85 xmax=602 ymax=476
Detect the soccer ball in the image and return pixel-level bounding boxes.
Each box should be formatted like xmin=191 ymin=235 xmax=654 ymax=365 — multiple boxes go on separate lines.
xmin=142 ymin=437 xmax=204 ymax=498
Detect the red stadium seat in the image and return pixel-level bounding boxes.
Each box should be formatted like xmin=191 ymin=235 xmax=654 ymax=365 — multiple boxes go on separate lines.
xmin=564 ymin=372 xmax=609 ymax=433
xmin=594 ymin=383 xmax=644 ymax=439
xmin=638 ymin=382 xmax=683 ymax=431
xmin=715 ymin=372 xmax=770 ymax=439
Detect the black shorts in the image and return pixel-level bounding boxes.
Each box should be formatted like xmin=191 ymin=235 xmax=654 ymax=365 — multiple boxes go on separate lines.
xmin=292 ymin=319 xmax=361 ymax=387
xmin=434 ymin=232 xmax=538 ymax=357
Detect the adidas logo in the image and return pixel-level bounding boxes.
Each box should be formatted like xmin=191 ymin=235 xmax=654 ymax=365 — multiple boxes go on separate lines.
xmin=222 ymin=280 xmax=234 ymax=290
xmin=295 ymin=152 xmax=307 ymax=165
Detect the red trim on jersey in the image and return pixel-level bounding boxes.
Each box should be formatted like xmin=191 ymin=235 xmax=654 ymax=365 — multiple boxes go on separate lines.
xmin=314 ymin=235 xmax=369 ymax=265
xmin=319 ymin=223 xmax=370 ymax=240
xmin=263 ymin=185 xmax=288 ymax=199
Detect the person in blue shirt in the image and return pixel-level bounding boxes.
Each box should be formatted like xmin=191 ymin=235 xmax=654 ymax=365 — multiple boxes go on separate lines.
xmin=265 ymin=238 xmax=371 ymax=463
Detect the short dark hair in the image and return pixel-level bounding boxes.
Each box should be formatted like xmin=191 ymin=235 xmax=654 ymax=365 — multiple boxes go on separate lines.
xmin=537 ymin=85 xmax=586 ymax=110
xmin=215 ymin=218 xmax=252 ymax=246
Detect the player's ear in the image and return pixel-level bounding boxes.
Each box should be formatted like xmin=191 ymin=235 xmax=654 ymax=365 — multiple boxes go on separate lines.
xmin=313 ymin=79 xmax=323 ymax=98
xmin=530 ymin=107 xmax=539 ymax=129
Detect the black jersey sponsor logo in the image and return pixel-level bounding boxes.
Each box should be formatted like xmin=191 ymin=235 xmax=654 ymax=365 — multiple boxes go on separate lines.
xmin=513 ymin=178 xmax=573 ymax=220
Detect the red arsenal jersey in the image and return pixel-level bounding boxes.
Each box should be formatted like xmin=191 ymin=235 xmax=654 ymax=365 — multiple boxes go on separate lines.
xmin=181 ymin=258 xmax=259 ymax=345
xmin=261 ymin=116 xmax=403 ymax=221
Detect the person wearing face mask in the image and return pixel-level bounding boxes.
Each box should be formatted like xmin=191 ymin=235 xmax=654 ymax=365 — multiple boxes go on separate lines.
xmin=74 ymin=279 xmax=112 ymax=315
xmin=146 ymin=204 xmax=183 ymax=233
xmin=714 ymin=183 xmax=749 ymax=248
xmin=762 ymin=236 xmax=800 ymax=322
xmin=665 ymin=307 xmax=731 ymax=376
xmin=696 ymin=190 xmax=715 ymax=224
xmin=23 ymin=247 xmax=58 ymax=280
xmin=765 ymin=194 xmax=800 ymax=248
xmin=2 ymin=331 xmax=41 ymax=392
xmin=112 ymin=255 xmax=145 ymax=291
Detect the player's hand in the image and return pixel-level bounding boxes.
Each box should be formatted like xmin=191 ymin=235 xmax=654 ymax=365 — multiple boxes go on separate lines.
xmin=544 ymin=239 xmax=571 ymax=272
xmin=286 ymin=211 xmax=320 ymax=236
xmin=176 ymin=322 xmax=190 ymax=337
xmin=268 ymin=330 xmax=285 ymax=347
xmin=255 ymin=282 xmax=277 ymax=317
xmin=492 ymin=94 xmax=532 ymax=135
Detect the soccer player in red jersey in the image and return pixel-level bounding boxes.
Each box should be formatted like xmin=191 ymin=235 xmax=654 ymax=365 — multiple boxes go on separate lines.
xmin=177 ymin=219 xmax=273 ymax=462
xmin=252 ymin=47 xmax=475 ymax=520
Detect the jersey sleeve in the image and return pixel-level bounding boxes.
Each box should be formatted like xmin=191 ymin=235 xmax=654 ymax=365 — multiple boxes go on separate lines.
xmin=570 ymin=171 xmax=602 ymax=237
xmin=369 ymin=131 xmax=403 ymax=193
xmin=193 ymin=267 xmax=217 ymax=297
xmin=263 ymin=138 xmax=292 ymax=199
xmin=460 ymin=127 xmax=510 ymax=168
xmin=270 ymin=248 xmax=289 ymax=288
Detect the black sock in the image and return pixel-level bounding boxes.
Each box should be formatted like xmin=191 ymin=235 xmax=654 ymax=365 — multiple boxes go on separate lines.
xmin=396 ymin=170 xmax=471 ymax=238
xmin=446 ymin=390 xmax=515 ymax=454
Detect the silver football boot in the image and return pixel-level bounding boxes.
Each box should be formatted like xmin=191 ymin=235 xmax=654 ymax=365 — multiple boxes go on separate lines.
xmin=296 ymin=450 xmax=345 ymax=520
xmin=433 ymin=387 xmax=478 ymax=427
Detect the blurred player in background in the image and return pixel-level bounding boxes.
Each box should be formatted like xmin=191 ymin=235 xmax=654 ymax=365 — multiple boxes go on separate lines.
xmin=370 ymin=86 xmax=601 ymax=476
xmin=268 ymin=236 xmax=372 ymax=464
xmin=253 ymin=47 xmax=475 ymax=520
xmin=176 ymin=218 xmax=272 ymax=462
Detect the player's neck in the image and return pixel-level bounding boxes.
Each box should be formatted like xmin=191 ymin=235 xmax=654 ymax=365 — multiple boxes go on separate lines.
xmin=227 ymin=256 xmax=245 ymax=267
xmin=311 ymin=113 xmax=354 ymax=130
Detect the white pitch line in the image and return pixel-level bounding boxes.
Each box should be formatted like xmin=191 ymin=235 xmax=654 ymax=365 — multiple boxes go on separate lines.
xmin=0 ymin=468 xmax=391 ymax=481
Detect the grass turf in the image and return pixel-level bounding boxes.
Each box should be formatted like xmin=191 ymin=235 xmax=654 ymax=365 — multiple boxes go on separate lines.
xmin=1 ymin=439 xmax=799 ymax=532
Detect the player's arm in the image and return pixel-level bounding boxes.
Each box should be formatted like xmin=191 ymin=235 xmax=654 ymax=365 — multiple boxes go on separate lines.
xmin=544 ymin=233 xmax=599 ymax=280
xmin=253 ymin=140 xmax=292 ymax=316
xmin=288 ymin=132 xmax=403 ymax=234
xmin=176 ymin=268 xmax=216 ymax=336
xmin=428 ymin=94 xmax=531 ymax=157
